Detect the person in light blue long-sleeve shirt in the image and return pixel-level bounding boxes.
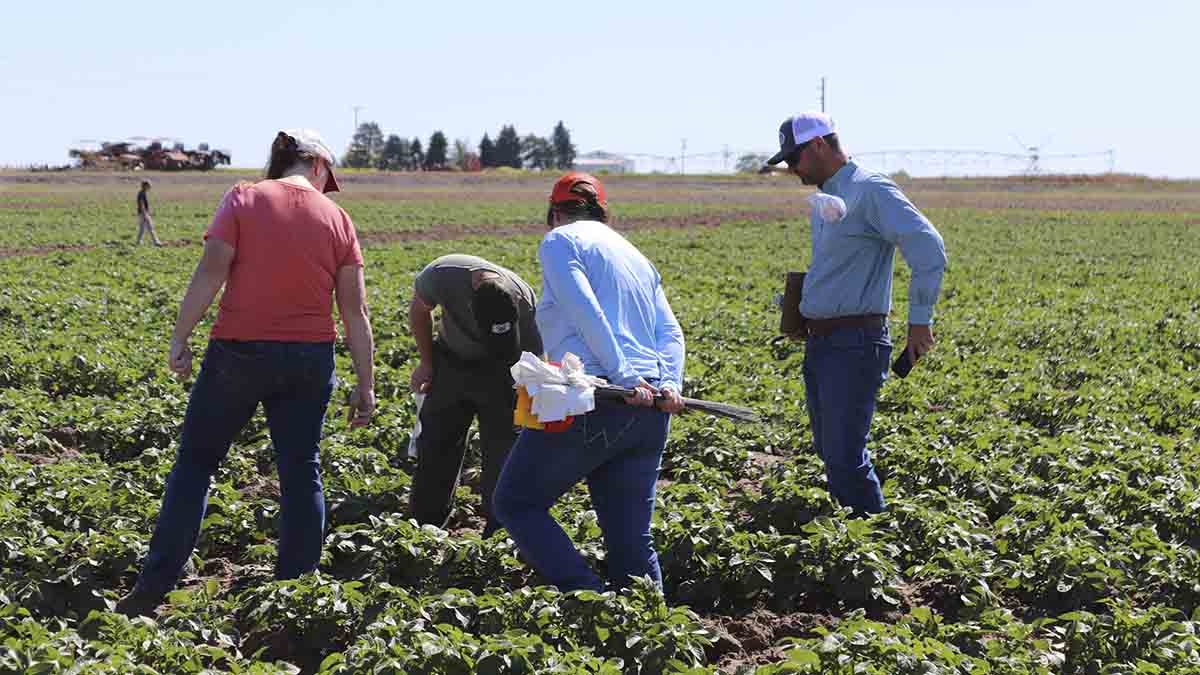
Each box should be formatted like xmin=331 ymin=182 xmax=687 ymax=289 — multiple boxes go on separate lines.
xmin=798 ymin=160 xmax=946 ymax=327
xmin=767 ymin=112 xmax=948 ymax=514
xmin=494 ymin=172 xmax=685 ymax=592
xmin=537 ymin=221 xmax=685 ymax=394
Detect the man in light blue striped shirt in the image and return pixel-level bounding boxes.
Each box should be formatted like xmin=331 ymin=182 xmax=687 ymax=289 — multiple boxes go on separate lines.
xmin=768 ymin=112 xmax=947 ymax=513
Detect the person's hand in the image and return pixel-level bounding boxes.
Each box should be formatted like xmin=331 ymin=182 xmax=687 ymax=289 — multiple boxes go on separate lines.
xmin=347 ymin=387 xmax=376 ymax=427
xmin=410 ymin=361 xmax=433 ymax=394
xmin=168 ymin=336 xmax=193 ymax=378
xmin=907 ymin=324 xmax=935 ymax=363
xmin=656 ymin=386 xmax=684 ymax=414
xmin=624 ymin=379 xmax=659 ymax=408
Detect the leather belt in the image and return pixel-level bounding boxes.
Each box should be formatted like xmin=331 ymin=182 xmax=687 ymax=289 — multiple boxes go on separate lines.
xmin=802 ymin=314 xmax=886 ymax=337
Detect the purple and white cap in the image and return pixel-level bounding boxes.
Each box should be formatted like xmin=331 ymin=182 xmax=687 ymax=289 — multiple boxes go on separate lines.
xmin=766 ymin=112 xmax=835 ymax=165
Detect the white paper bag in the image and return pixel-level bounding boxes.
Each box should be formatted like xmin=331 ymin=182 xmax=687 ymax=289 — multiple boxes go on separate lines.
xmin=510 ymin=351 xmax=599 ymax=422
xmin=406 ymin=392 xmax=426 ymax=458
xmin=807 ymin=193 xmax=847 ymax=223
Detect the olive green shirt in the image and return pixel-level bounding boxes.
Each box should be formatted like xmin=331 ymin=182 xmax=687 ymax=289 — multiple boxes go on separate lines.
xmin=414 ymin=254 xmax=542 ymax=361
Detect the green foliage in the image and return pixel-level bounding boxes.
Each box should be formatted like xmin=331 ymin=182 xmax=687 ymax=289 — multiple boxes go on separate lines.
xmin=320 ymin=579 xmax=711 ymax=674
xmin=379 ymin=134 xmax=410 ymax=171
xmin=495 ymin=124 xmax=522 ymax=169
xmin=553 ymin=120 xmax=576 ymax=170
xmin=425 ymin=131 xmax=449 ymax=170
xmin=479 ymin=133 xmax=497 ymax=168
xmin=343 ymin=121 xmax=385 ymax=169
xmin=2 ymin=176 xmax=1199 ymax=671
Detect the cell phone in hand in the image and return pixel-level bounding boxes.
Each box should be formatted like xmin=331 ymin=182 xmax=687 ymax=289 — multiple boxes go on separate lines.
xmin=892 ymin=345 xmax=918 ymax=378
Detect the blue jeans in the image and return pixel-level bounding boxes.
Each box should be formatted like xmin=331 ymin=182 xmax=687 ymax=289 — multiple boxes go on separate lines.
xmin=803 ymin=325 xmax=891 ymax=514
xmin=493 ymin=400 xmax=670 ymax=592
xmin=135 ymin=339 xmax=336 ymax=597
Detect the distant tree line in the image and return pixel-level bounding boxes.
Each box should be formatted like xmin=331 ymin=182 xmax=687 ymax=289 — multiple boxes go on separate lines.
xmin=736 ymin=153 xmax=771 ymax=173
xmin=341 ymin=121 xmax=575 ymax=171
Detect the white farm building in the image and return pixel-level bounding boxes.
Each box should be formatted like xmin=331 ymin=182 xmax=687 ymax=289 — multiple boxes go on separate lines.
xmin=573 ymin=151 xmax=636 ymax=174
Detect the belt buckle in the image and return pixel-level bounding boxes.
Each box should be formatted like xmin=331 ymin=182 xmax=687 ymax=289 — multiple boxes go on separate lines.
xmin=803 ymin=318 xmax=827 ymax=338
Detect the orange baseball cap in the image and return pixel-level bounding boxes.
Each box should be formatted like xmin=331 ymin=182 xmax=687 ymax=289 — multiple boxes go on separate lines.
xmin=549 ymin=172 xmax=607 ymax=208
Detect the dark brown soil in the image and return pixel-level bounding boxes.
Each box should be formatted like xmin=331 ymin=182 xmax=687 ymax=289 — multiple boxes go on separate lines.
xmin=0 ymin=239 xmax=196 ymax=259
xmin=703 ymin=608 xmax=837 ymax=672
xmin=240 ymin=476 xmax=281 ymax=501
xmin=3 ymin=446 xmax=85 ymax=465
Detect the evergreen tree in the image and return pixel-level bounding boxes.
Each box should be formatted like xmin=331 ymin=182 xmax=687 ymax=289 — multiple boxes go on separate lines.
xmin=552 ymin=121 xmax=576 ymax=169
xmin=496 ymin=125 xmax=521 ymax=168
xmin=380 ymin=134 xmax=409 ymax=170
xmin=425 ymin=131 xmax=449 ymax=170
xmin=479 ymin=133 xmax=496 ymax=168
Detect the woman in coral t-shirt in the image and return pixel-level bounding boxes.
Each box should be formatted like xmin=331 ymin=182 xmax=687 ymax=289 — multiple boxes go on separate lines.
xmin=119 ymin=129 xmax=375 ymax=617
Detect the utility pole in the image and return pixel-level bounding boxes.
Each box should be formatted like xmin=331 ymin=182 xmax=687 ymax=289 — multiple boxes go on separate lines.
xmin=722 ymin=144 xmax=731 ymax=172
xmin=819 ymin=77 xmax=827 ymax=113
xmin=351 ymin=105 xmax=366 ymax=132
xmin=680 ymin=138 xmax=687 ymax=175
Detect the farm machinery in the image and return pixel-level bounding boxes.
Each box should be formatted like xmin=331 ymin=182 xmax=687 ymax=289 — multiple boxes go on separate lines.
xmin=69 ymin=138 xmax=231 ymax=171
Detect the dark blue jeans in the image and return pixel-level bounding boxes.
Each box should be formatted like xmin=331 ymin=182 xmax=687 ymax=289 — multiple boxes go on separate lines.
xmin=135 ymin=339 xmax=336 ymax=597
xmin=493 ymin=400 xmax=670 ymax=592
xmin=803 ymin=325 xmax=891 ymax=514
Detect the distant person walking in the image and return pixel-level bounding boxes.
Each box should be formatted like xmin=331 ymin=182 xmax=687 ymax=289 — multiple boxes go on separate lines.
xmin=408 ymin=254 xmax=542 ymax=537
xmin=136 ymin=180 xmax=163 ymax=246
xmin=493 ymin=172 xmax=685 ymax=592
xmin=768 ymin=112 xmax=947 ymax=514
xmin=118 ymin=129 xmax=375 ymax=617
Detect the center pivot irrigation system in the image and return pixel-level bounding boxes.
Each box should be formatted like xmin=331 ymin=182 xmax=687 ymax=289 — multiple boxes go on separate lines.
xmin=605 ymin=136 xmax=1115 ymax=177
xmin=854 ymin=135 xmax=1115 ymax=177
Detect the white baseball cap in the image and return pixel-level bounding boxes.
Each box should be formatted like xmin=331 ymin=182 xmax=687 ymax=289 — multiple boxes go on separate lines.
xmin=281 ymin=128 xmax=341 ymax=193
xmin=766 ymin=112 xmax=836 ymax=165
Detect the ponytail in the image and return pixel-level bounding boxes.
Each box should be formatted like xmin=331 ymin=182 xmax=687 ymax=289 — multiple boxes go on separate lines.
xmin=265 ymin=132 xmax=316 ymax=179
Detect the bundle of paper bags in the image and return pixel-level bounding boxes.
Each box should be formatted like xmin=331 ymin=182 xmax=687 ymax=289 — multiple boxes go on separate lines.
xmin=510 ymin=352 xmax=601 ymax=423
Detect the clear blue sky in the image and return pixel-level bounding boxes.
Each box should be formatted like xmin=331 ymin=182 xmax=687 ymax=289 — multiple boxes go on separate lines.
xmin=2 ymin=0 xmax=1195 ymax=177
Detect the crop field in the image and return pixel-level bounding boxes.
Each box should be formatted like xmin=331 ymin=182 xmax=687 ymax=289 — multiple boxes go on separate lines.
xmin=1 ymin=170 xmax=1199 ymax=673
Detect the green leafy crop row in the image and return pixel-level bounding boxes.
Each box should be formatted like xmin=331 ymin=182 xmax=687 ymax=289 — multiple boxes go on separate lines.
xmin=1 ymin=176 xmax=1198 ymax=672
